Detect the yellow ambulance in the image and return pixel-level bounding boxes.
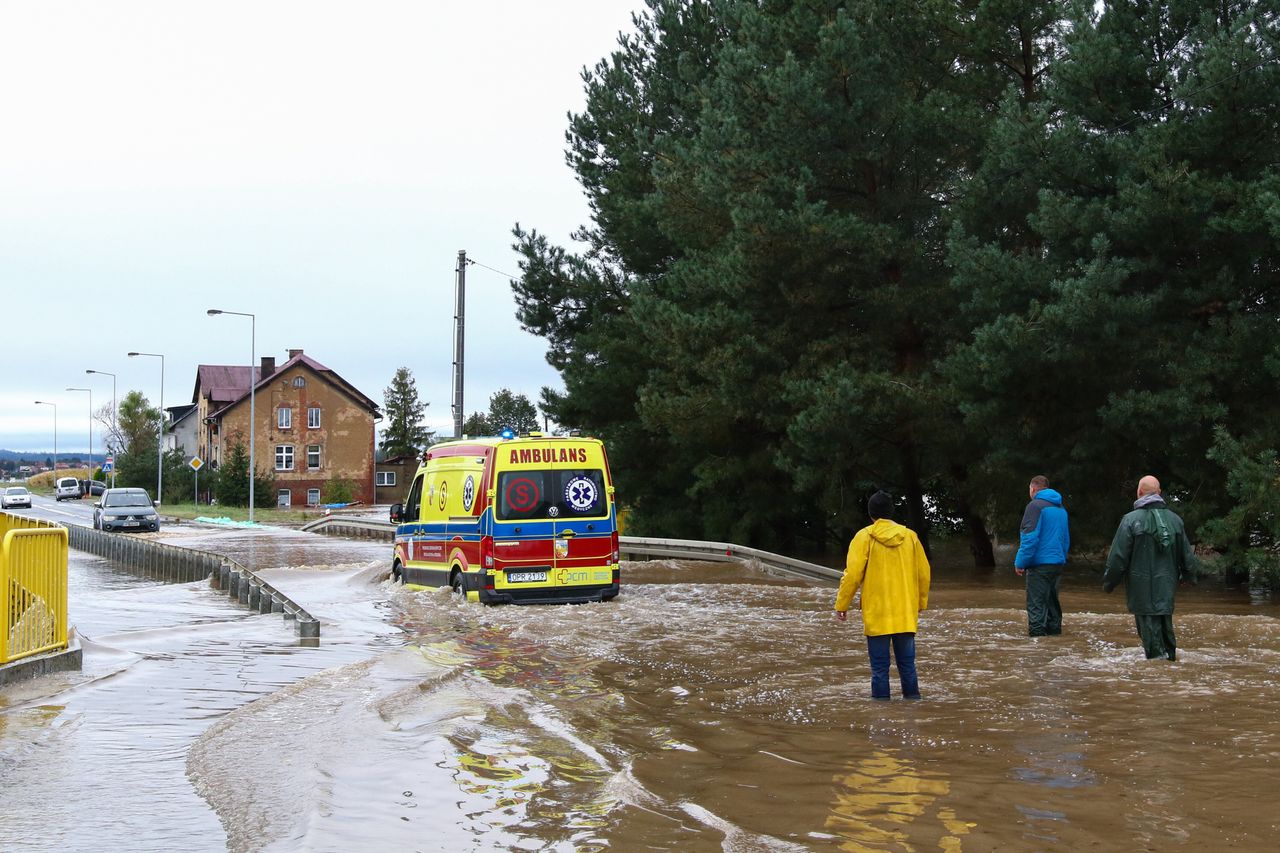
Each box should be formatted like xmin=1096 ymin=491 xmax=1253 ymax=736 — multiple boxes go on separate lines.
xmin=390 ymin=433 xmax=620 ymax=604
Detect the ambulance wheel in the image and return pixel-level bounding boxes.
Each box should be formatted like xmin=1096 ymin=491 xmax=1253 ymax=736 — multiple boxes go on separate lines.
xmin=450 ymin=571 xmax=464 ymax=597
xmin=392 ymin=560 xmax=403 ymax=584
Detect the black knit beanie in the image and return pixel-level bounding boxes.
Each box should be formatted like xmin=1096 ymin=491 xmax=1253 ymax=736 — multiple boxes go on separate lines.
xmin=867 ymin=490 xmax=894 ymax=520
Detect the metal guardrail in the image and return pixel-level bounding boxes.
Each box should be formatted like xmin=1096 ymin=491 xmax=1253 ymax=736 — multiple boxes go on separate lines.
xmin=1 ymin=512 xmax=70 ymax=665
xmin=300 ymin=516 xmax=842 ymax=584
xmin=618 ymin=536 xmax=843 ymax=583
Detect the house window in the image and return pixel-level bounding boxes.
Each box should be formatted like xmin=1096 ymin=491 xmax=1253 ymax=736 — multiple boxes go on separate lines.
xmin=307 ymin=445 xmax=321 ymax=469
xmin=277 ymin=489 xmax=291 ymax=507
xmin=376 ymin=471 xmax=396 ymax=487
xmin=307 ymin=406 xmax=321 ymax=428
xmin=277 ymin=407 xmax=292 ymax=429
xmin=275 ymin=445 xmax=294 ymax=471
xmin=293 ymin=376 xmax=306 ymax=388
xmin=307 ymin=488 xmax=321 ymax=506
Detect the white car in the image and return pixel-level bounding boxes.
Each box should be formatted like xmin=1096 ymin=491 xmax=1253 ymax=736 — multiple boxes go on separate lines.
xmin=56 ymin=477 xmax=82 ymax=501
xmin=2 ymin=486 xmax=33 ymax=509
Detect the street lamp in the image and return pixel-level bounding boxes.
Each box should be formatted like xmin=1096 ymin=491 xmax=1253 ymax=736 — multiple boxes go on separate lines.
xmin=86 ymin=369 xmax=117 ymax=487
xmin=66 ymin=387 xmax=92 ymax=482
xmin=128 ymin=351 xmax=165 ymax=506
xmin=34 ymin=400 xmax=57 ymax=476
xmin=207 ymin=309 xmax=256 ymax=521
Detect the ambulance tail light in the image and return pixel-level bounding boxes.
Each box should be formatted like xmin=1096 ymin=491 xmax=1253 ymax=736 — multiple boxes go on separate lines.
xmin=481 ymin=535 xmax=494 ymax=569
xmin=610 ymin=530 xmax=619 ymax=564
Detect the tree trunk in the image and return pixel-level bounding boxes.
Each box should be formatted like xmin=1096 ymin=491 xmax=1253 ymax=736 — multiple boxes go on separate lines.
xmin=950 ymin=464 xmax=995 ymax=569
xmin=966 ymin=513 xmax=996 ymax=569
xmin=899 ymin=443 xmax=931 ymax=557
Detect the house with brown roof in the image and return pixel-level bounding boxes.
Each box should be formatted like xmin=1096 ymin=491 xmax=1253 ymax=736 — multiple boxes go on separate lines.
xmin=193 ymin=349 xmax=381 ymax=507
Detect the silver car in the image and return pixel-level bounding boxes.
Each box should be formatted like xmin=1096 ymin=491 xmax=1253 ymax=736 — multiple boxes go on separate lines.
xmin=94 ymin=487 xmax=160 ymax=532
xmin=2 ymin=486 xmax=33 ymax=509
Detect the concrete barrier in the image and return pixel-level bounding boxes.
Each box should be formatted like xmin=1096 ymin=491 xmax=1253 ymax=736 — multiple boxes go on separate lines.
xmin=0 ymin=634 xmax=82 ymax=687
xmin=65 ymin=525 xmax=321 ymax=639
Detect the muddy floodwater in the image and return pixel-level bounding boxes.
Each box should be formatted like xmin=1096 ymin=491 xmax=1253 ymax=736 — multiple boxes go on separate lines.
xmin=3 ymin=527 xmax=1280 ymax=851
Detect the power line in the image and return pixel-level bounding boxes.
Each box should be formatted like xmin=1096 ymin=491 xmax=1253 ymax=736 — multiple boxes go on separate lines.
xmin=466 ymin=258 xmax=522 ymax=281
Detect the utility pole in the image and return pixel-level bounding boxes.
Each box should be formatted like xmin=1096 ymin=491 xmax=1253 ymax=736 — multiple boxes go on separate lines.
xmin=452 ymin=249 xmax=466 ymax=438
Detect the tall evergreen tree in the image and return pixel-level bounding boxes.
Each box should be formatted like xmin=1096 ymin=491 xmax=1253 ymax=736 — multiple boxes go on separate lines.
xmin=486 ymin=389 xmax=540 ymax=434
xmin=380 ymin=367 xmax=433 ymax=458
xmin=947 ymin=0 xmax=1280 ymax=553
xmin=517 ymin=0 xmax=1039 ymax=553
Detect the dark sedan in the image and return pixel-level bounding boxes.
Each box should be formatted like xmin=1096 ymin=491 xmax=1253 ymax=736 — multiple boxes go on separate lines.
xmin=80 ymin=479 xmax=108 ymax=497
xmin=94 ymin=488 xmax=160 ymax=532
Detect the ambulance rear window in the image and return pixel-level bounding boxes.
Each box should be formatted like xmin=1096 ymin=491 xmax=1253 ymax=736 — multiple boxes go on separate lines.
xmin=496 ymin=469 xmax=607 ymax=521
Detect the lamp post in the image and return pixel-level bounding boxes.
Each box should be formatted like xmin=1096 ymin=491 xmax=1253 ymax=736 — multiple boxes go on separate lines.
xmin=128 ymin=351 xmax=165 ymax=506
xmin=86 ymin=369 xmax=117 ymax=487
xmin=65 ymin=387 xmax=92 ymax=483
xmin=207 ymin=309 xmax=256 ymax=521
xmin=34 ymin=400 xmax=57 ymax=476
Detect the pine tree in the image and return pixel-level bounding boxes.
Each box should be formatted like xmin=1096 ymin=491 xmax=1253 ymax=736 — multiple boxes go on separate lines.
xmin=485 ymin=389 xmax=540 ymax=434
xmin=947 ymin=0 xmax=1280 ymax=548
xmin=380 ymin=367 xmax=433 ymax=458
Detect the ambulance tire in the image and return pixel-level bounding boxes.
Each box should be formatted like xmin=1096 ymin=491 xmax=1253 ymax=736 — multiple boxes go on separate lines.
xmin=450 ymin=570 xmax=464 ymax=597
xmin=392 ymin=560 xmax=403 ymax=584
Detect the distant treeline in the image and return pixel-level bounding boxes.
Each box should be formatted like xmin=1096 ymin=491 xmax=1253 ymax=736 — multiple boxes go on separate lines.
xmin=511 ymin=1 xmax=1280 ymax=581
xmin=0 ymin=451 xmax=102 ymax=466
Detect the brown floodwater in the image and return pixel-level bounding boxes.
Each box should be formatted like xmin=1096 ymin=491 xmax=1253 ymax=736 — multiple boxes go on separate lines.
xmin=191 ymin=550 xmax=1280 ymax=852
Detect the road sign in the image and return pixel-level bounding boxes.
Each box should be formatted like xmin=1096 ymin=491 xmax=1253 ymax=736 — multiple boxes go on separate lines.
xmin=189 ymin=456 xmax=204 ymax=472
xmin=103 ymin=455 xmax=114 ymax=473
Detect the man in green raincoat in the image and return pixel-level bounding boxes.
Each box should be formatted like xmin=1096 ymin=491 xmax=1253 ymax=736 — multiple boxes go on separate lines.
xmin=1102 ymin=475 xmax=1198 ymax=660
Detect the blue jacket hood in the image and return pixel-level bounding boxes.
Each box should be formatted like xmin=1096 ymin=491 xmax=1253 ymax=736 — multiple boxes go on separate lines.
xmin=1036 ymin=488 xmax=1063 ymax=506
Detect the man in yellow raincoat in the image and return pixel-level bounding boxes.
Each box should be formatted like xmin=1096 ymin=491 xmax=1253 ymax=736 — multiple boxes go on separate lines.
xmin=834 ymin=491 xmax=931 ymax=699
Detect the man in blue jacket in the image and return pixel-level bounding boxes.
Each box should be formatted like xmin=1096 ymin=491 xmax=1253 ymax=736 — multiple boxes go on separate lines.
xmin=1014 ymin=475 xmax=1070 ymax=636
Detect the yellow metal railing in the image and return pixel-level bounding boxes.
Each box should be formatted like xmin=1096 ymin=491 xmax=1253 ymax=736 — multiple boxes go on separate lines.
xmin=1 ymin=512 xmax=69 ymax=664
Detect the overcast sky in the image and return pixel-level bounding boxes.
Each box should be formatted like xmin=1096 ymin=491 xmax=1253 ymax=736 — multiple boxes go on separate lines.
xmin=0 ymin=1 xmax=641 ymax=454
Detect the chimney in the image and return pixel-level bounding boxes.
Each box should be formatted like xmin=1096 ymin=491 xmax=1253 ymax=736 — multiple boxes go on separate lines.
xmin=288 ymin=348 xmax=304 ymax=359
xmin=260 ymin=356 xmax=276 ymax=377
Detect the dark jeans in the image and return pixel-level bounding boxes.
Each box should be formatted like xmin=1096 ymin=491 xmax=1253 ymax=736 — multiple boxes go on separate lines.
xmin=866 ymin=633 xmax=919 ymax=699
xmin=1025 ymin=565 xmax=1063 ymax=636
xmin=1135 ymin=614 xmax=1177 ymax=660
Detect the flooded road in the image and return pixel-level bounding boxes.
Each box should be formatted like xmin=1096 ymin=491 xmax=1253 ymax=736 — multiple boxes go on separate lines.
xmin=3 ymin=526 xmax=1280 ymax=851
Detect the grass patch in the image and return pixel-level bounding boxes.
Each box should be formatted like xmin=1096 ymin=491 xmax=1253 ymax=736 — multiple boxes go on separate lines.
xmin=161 ymin=503 xmax=319 ymax=525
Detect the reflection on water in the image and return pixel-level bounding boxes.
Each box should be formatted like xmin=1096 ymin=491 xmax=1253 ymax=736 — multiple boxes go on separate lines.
xmin=5 ymin=528 xmax=1280 ymax=851
xmin=825 ymin=749 xmax=973 ymax=852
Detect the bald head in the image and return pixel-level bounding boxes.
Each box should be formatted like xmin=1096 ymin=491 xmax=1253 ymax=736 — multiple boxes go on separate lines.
xmin=1136 ymin=475 xmax=1162 ymax=497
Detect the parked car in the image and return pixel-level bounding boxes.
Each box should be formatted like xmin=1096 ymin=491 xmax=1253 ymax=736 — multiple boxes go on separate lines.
xmin=2 ymin=486 xmax=33 ymax=509
xmin=56 ymin=477 xmax=82 ymax=501
xmin=93 ymin=488 xmax=160 ymax=532
xmin=80 ymin=479 xmax=107 ymax=497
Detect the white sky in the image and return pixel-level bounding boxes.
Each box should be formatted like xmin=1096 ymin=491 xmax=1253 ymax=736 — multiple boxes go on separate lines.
xmin=0 ymin=0 xmax=641 ymax=453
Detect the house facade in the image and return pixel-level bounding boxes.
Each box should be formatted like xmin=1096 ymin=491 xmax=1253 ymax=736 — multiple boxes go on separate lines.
xmin=195 ymin=349 xmax=381 ymax=507
xmin=165 ymin=404 xmax=198 ymax=456
xmin=375 ymin=454 xmax=417 ymax=506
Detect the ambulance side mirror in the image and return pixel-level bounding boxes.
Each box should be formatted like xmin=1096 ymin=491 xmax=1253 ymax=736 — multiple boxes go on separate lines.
xmin=389 ymin=503 xmax=403 ymax=523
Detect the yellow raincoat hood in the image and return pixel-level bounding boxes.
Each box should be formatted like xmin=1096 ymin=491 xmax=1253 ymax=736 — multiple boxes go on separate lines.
xmin=867 ymin=519 xmax=909 ymax=548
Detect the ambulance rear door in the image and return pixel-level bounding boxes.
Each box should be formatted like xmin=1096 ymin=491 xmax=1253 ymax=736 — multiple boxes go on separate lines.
xmin=547 ymin=443 xmax=612 ymax=579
